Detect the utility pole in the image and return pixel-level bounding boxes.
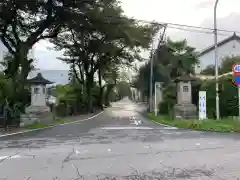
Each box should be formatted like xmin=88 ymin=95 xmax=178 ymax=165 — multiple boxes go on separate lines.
xmin=214 ymin=0 xmax=220 ymax=119
xmin=149 ymin=41 xmax=154 ymax=112
xmin=149 ymin=24 xmax=167 ymax=112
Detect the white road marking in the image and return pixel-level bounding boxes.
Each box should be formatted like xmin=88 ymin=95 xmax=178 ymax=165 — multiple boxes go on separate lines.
xmin=108 ymin=149 xmax=112 ymax=152
xmin=0 ymin=111 xmax=104 ymax=138
xmin=196 ymin=143 xmax=201 ymax=146
xmin=101 ymin=127 xmax=153 ymax=130
xmin=163 ymin=127 xmax=178 ymax=130
xmin=0 ymin=155 xmax=21 ymax=160
xmin=75 ymin=150 xmax=80 ymax=154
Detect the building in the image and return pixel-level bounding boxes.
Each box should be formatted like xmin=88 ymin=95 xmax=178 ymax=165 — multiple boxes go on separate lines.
xmin=195 ymin=33 xmax=240 ymax=74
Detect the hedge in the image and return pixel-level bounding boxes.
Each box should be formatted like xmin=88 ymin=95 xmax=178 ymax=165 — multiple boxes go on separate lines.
xmin=159 ymin=75 xmax=238 ymax=119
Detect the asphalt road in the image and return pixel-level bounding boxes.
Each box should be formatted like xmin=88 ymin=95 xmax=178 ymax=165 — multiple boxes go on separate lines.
xmin=1 ymin=98 xmax=240 ymax=179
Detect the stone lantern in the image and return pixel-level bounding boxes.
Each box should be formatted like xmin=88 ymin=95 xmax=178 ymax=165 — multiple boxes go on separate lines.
xmin=173 ymin=73 xmax=197 ymax=120
xmin=20 ymin=73 xmax=53 ymax=126
xmin=28 ymin=73 xmax=53 ymax=107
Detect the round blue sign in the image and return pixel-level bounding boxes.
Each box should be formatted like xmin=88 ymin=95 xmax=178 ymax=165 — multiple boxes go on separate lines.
xmin=233 ymin=64 xmax=240 ymax=73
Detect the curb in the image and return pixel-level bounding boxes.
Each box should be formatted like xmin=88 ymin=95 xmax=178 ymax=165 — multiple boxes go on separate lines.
xmin=0 ymin=111 xmax=104 ymax=138
xmin=136 ymin=108 xmax=177 ymax=129
xmin=150 ymin=119 xmax=175 ymax=128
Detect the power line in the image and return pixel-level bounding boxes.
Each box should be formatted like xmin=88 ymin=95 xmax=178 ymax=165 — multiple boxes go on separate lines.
xmin=104 ymin=16 xmax=240 ymax=35
xmin=128 ymin=17 xmax=240 ymax=35
xmin=166 ymin=25 xmax=231 ymax=37
xmin=61 ymin=5 xmax=240 ymax=35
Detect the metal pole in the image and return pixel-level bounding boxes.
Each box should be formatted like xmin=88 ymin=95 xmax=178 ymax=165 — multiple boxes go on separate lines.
xmin=238 ymin=87 xmax=240 ymax=117
xmin=149 ymin=24 xmax=167 ymax=112
xmin=149 ymin=41 xmax=154 ymax=112
xmin=214 ymin=0 xmax=220 ymax=119
xmin=154 ymin=83 xmax=157 ymax=116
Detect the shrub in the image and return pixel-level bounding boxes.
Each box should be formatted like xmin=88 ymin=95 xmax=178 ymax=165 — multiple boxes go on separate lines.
xmin=201 ymin=75 xmax=238 ymax=118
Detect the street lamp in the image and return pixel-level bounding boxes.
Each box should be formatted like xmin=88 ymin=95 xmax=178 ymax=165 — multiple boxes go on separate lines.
xmin=214 ymin=0 xmax=220 ymax=119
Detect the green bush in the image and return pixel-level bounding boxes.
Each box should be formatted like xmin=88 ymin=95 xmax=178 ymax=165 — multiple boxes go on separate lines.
xmin=148 ymin=113 xmax=240 ymax=132
xmin=201 ymin=75 xmax=238 ymax=118
xmin=158 ymin=75 xmax=237 ymax=119
xmin=158 ymin=83 xmax=176 ymax=115
xmin=55 ymin=102 xmax=68 ymax=117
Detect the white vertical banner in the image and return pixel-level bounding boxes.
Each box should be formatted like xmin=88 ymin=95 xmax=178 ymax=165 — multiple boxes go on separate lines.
xmin=154 ymin=82 xmax=162 ymax=116
xmin=199 ymin=91 xmax=207 ymax=120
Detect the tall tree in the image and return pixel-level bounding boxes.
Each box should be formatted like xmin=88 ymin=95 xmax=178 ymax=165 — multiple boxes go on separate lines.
xmin=0 ymin=0 xmax=94 ymax=83
xmin=134 ymin=38 xmax=199 ymax=97
xmin=53 ymin=0 xmax=158 ymax=112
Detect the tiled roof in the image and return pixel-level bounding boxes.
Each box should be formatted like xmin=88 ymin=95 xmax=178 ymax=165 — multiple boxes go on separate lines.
xmin=27 ymin=73 xmax=53 ymax=85
xmin=28 ymin=69 xmax=70 ymax=85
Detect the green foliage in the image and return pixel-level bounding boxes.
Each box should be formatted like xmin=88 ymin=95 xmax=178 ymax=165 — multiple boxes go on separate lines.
xmin=148 ymin=113 xmax=240 ymax=133
xmin=200 ymin=65 xmax=215 ymax=75
xmin=201 ymin=75 xmax=238 ymax=118
xmin=158 ymin=83 xmax=176 ymax=115
xmin=115 ymin=81 xmax=131 ymax=99
xmin=1 ymin=0 xmax=158 ymax=115
xmin=220 ymin=56 xmax=240 ymax=74
xmin=1 ymin=0 xmax=94 ymax=77
xmin=200 ymin=55 xmax=240 ymax=75
xmin=134 ymin=38 xmax=199 ymax=98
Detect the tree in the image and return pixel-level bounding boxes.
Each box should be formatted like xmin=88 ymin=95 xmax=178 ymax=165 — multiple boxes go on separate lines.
xmin=134 ymin=38 xmax=199 ymax=98
xmin=200 ymin=55 xmax=240 ymax=76
xmin=220 ymin=55 xmax=240 ymax=74
xmin=157 ymin=39 xmax=198 ymax=81
xmin=53 ymin=0 xmax=158 ymax=112
xmin=0 ymin=0 xmax=95 ymax=84
xmin=115 ymin=81 xmax=131 ymax=99
xmin=200 ymin=65 xmax=215 ymax=75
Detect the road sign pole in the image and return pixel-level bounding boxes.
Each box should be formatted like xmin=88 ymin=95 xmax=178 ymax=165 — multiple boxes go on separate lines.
xmin=238 ymin=87 xmax=240 ymax=118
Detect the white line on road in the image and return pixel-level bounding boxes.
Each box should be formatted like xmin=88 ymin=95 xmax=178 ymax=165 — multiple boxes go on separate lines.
xmin=0 ymin=155 xmax=21 ymax=160
xmin=101 ymin=127 xmax=153 ymax=130
xmin=163 ymin=127 xmax=178 ymax=130
xmin=0 ymin=111 xmax=104 ymax=138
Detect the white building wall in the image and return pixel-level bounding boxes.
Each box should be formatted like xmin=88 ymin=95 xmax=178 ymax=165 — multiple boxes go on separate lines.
xmin=195 ymin=40 xmax=240 ymax=74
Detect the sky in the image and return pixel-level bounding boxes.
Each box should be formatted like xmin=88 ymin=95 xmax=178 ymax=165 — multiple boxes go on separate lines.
xmin=1 ymin=0 xmax=240 ymax=70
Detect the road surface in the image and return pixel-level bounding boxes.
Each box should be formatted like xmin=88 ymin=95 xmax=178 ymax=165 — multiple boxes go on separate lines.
xmin=0 ymin=98 xmax=240 ymax=179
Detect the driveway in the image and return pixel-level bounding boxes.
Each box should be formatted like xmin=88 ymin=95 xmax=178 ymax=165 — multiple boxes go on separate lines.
xmin=0 ymin=98 xmax=240 ymax=179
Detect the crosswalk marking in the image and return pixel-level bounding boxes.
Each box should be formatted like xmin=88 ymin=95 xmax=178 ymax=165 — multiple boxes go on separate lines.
xmin=101 ymin=127 xmax=153 ymax=130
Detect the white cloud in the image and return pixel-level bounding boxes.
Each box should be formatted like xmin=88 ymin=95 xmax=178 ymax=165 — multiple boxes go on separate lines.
xmin=32 ymin=40 xmax=69 ymax=70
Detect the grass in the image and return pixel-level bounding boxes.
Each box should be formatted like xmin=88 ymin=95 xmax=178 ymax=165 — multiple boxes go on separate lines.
xmin=148 ymin=113 xmax=240 ymax=133
xmin=23 ymin=118 xmax=71 ymax=130
xmin=23 ymin=122 xmax=52 ymax=129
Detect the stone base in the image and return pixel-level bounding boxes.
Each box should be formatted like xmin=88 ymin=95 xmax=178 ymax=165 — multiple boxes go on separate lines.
xmin=20 ymin=106 xmax=53 ymax=127
xmin=25 ymin=105 xmax=50 ymax=114
xmin=173 ymin=103 xmax=197 ymax=120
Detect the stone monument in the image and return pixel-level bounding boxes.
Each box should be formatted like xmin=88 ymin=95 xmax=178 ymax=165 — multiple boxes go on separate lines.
xmin=20 ymin=73 xmax=53 ymax=126
xmin=173 ymin=74 xmax=197 ymax=120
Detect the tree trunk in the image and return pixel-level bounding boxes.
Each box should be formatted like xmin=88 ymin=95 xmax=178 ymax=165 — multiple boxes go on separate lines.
xmin=98 ymin=69 xmax=104 ymax=110
xmin=86 ymin=75 xmax=94 ymax=113
xmin=104 ymin=84 xmax=115 ymax=106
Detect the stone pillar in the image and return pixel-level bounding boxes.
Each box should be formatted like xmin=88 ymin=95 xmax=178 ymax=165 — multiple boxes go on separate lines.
xmin=173 ymin=74 xmax=197 ymax=120
xmin=177 ymin=81 xmax=192 ymax=104
xmin=31 ymin=84 xmax=47 ymax=106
